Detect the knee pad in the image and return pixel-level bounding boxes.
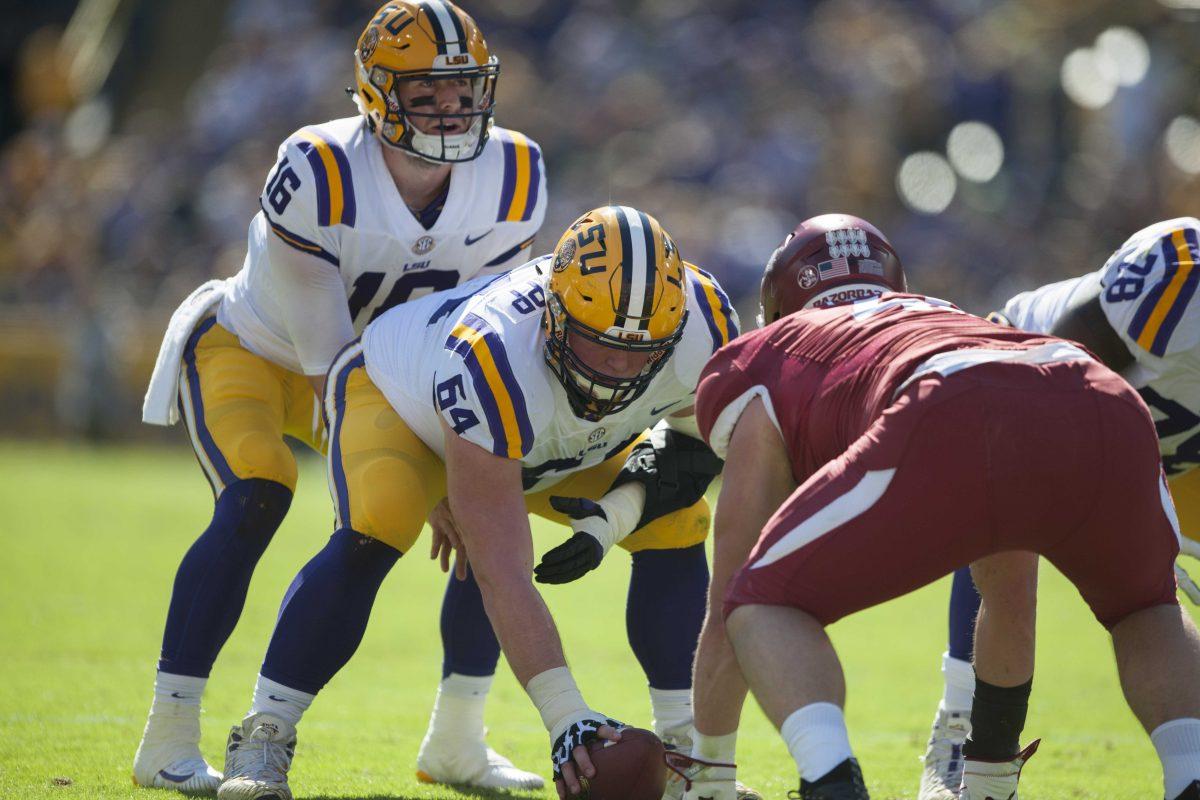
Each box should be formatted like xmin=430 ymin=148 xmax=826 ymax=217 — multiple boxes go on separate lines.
xmin=225 ymin=429 xmax=299 ymax=490
xmin=346 ymin=459 xmax=430 ymax=551
xmin=216 ymin=478 xmax=293 ymax=542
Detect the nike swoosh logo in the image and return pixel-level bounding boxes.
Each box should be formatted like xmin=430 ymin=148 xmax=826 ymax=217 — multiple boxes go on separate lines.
xmin=268 ymin=695 xmax=289 ymax=702
xmin=650 ymin=402 xmax=679 ymax=416
xmin=464 ymin=230 xmax=493 ymax=246
xmin=169 ymin=692 xmax=187 ymax=699
xmin=158 ymin=769 xmax=196 ymax=783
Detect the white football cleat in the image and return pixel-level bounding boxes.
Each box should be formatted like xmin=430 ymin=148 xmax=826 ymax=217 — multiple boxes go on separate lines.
xmin=132 ymin=703 xmax=222 ymax=794
xmin=216 ymin=713 xmax=296 ymax=800
xmin=918 ymin=704 xmax=971 ymax=800
xmin=959 ymin=739 xmax=1039 ymax=800
xmin=416 ymin=732 xmax=544 ymax=791
xmin=664 ymin=751 xmax=763 ymax=800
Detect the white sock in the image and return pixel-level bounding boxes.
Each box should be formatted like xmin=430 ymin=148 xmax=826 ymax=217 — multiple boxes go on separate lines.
xmin=693 ymin=730 xmax=738 ymax=763
xmin=426 ymin=673 xmax=493 ymax=741
xmin=781 ymin=702 xmax=853 ymax=782
xmin=941 ymin=652 xmax=976 ymax=711
xmin=1152 ymin=718 xmax=1200 ymax=798
xmin=250 ymin=675 xmax=314 ymax=728
xmin=649 ymin=687 xmax=693 ymax=740
xmin=152 ymin=672 xmax=206 ymax=712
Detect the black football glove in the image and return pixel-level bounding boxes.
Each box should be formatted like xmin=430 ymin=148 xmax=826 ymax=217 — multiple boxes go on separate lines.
xmin=610 ymin=426 xmax=724 ymax=530
xmin=535 ymin=496 xmax=608 ymax=584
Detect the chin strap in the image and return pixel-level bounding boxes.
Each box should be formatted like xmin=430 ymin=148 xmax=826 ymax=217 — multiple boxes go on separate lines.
xmin=663 ymin=751 xmax=737 ymax=793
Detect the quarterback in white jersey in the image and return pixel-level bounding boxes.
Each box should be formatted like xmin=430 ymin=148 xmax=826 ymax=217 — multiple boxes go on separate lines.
xmin=917 ymin=218 xmax=1200 ymax=800
xmin=134 ymin=2 xmax=547 ymax=794
xmin=215 ymin=207 xmax=745 ymax=800
xmin=219 ymin=114 xmax=544 ymax=376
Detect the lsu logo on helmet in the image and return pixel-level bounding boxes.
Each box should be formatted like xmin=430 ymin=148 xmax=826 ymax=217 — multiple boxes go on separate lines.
xmin=354 ymin=1 xmax=499 ymax=163
xmin=543 ymin=206 xmax=688 ymax=420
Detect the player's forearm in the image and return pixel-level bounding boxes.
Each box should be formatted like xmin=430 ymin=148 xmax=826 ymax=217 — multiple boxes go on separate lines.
xmin=472 ymin=559 xmax=568 ymax=684
xmin=449 ymin=486 xmax=569 ymax=684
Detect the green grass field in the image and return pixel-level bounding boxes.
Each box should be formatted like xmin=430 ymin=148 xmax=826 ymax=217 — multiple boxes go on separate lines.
xmin=0 ymin=441 xmax=1177 ymax=798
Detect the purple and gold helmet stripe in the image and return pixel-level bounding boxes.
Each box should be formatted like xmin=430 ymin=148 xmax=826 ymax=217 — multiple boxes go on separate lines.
xmin=496 ymin=130 xmax=541 ymax=223
xmin=295 ymin=130 xmax=357 ymax=227
xmin=445 ymin=313 xmax=533 ymax=459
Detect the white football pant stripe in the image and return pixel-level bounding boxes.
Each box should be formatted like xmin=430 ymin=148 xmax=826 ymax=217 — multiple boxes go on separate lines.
xmin=751 ymin=468 xmax=897 ymax=570
xmin=177 ymin=365 xmax=226 ymax=496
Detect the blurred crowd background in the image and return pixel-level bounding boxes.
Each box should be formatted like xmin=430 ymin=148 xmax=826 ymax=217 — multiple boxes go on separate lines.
xmin=1 ymin=0 xmax=1198 ymax=438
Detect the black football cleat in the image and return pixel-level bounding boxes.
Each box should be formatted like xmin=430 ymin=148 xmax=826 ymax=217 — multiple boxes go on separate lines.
xmin=1172 ymin=780 xmax=1200 ymax=800
xmin=789 ymin=759 xmax=870 ymax=800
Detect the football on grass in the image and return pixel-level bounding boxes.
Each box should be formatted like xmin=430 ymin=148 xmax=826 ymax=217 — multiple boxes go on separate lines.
xmin=573 ymin=727 xmax=667 ymax=800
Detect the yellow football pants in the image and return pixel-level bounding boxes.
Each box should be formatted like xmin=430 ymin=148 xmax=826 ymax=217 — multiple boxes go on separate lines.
xmin=325 ymin=345 xmax=710 ymax=554
xmin=177 ymin=317 xmax=326 ymax=497
xmin=1170 ymin=468 xmax=1200 ymax=547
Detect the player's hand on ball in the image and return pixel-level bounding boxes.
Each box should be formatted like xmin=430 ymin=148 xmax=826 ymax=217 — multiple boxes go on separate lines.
xmin=428 ymin=498 xmax=469 ymax=581
xmin=551 ymin=715 xmax=623 ymax=799
xmin=535 ymin=496 xmax=609 ymax=584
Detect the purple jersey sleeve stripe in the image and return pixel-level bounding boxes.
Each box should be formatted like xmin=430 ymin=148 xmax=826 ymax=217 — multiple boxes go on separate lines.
xmin=1150 ymin=228 xmax=1200 ymax=357
xmin=693 ymin=265 xmax=740 ymax=339
xmin=312 ymin=130 xmax=356 ymax=227
xmin=689 ymin=271 xmax=725 ymax=353
xmin=483 ymin=235 xmax=535 ymax=267
xmin=496 ymin=132 xmax=518 ymax=223
xmin=1129 ymin=237 xmax=1179 ymax=342
xmin=295 ymin=140 xmax=331 ymax=227
xmin=521 ymin=146 xmax=542 ymax=222
xmin=262 ymin=204 xmax=340 ymax=267
xmin=478 ymin=326 xmax=534 ymax=452
xmin=459 ymin=350 xmax=509 ymax=456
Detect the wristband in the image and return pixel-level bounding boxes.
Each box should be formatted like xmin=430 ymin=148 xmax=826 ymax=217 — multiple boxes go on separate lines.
xmin=526 ymin=666 xmax=590 ymax=738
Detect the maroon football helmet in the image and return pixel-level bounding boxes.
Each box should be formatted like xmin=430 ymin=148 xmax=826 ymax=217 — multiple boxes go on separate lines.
xmin=759 ymin=213 xmax=906 ymax=324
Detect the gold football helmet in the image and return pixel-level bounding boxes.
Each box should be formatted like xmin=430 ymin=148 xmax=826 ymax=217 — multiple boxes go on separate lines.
xmin=544 ymin=206 xmax=689 ymax=421
xmin=354 ymin=1 xmax=498 ymax=163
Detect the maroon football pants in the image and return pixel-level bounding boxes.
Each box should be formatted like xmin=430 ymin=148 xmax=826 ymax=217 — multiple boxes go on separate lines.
xmin=724 ymin=359 xmax=1180 ymax=629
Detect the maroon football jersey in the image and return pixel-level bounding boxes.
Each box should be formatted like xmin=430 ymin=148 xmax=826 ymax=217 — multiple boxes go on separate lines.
xmin=696 ymin=293 xmax=1069 ymax=482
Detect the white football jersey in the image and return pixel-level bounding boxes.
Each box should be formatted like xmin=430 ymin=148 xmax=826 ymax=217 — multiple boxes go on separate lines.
xmin=219 ymin=116 xmax=547 ymax=374
xmin=1003 ymin=217 xmax=1200 ymax=475
xmin=362 ymin=257 xmax=739 ymax=492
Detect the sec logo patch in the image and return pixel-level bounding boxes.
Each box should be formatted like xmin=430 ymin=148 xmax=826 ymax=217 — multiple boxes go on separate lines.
xmin=412 ymin=235 xmax=435 ymax=255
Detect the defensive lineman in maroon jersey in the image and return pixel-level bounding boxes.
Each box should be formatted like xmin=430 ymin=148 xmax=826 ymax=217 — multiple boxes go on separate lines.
xmin=687 ymin=214 xmax=1200 ymax=800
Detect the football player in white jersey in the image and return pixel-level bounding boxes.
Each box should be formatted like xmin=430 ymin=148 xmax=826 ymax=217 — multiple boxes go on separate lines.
xmin=214 ymin=206 xmax=745 ymax=800
xmin=134 ymin=2 xmax=547 ymax=793
xmin=918 ymin=218 xmax=1200 ymax=800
